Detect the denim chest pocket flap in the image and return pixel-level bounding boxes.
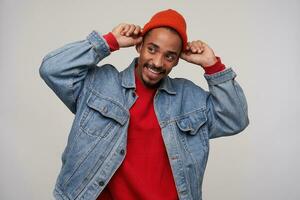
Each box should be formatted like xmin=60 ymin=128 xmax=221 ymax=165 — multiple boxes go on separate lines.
xmin=80 ymin=94 xmax=129 ymax=137
xmin=176 ymin=109 xmax=207 ymax=135
xmin=86 ymin=94 xmax=129 ymax=125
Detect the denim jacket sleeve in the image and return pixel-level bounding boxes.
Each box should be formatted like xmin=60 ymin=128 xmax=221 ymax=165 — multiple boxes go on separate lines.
xmin=204 ymin=68 xmax=249 ymax=139
xmin=39 ymin=31 xmax=110 ymax=114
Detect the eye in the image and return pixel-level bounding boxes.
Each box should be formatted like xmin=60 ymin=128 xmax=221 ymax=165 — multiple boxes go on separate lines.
xmin=166 ymin=54 xmax=176 ymax=62
xmin=147 ymin=46 xmax=155 ymax=54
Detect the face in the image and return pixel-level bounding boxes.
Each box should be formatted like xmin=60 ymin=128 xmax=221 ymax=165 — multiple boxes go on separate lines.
xmin=136 ymin=27 xmax=182 ymax=88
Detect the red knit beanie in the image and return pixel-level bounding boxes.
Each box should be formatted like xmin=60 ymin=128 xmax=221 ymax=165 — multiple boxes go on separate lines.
xmin=142 ymin=9 xmax=188 ymax=49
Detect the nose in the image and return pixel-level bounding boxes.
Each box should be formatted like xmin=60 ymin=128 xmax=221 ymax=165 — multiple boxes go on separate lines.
xmin=152 ymin=54 xmax=163 ymax=67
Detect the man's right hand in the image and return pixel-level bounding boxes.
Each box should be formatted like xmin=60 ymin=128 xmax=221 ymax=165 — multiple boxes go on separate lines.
xmin=112 ymin=23 xmax=143 ymax=48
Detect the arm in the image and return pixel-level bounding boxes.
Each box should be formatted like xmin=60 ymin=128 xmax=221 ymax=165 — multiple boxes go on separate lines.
xmin=39 ymin=24 xmax=142 ymax=114
xmin=181 ymin=40 xmax=249 ymax=139
xmin=39 ymin=32 xmax=110 ymax=114
xmin=205 ymin=67 xmax=249 ymax=138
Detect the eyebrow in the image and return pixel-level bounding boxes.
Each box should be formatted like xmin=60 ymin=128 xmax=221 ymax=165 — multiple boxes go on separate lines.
xmin=148 ymin=42 xmax=179 ymax=56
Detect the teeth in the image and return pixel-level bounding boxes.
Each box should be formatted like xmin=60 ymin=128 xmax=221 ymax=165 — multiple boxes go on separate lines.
xmin=148 ymin=67 xmax=160 ymax=74
xmin=146 ymin=65 xmax=161 ymax=74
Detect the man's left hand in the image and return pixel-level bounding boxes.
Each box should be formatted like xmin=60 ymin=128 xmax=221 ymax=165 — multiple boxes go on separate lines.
xmin=180 ymin=40 xmax=217 ymax=67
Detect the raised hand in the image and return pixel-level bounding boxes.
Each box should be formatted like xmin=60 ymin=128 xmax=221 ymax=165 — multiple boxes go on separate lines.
xmin=180 ymin=40 xmax=217 ymax=67
xmin=112 ymin=23 xmax=143 ymax=48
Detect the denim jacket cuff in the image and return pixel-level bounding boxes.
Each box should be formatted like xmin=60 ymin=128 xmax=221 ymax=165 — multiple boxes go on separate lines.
xmin=204 ymin=68 xmax=237 ymax=86
xmin=87 ymin=31 xmax=110 ymax=59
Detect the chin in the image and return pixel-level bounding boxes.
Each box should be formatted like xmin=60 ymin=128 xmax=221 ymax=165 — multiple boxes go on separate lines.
xmin=142 ymin=76 xmax=161 ymax=88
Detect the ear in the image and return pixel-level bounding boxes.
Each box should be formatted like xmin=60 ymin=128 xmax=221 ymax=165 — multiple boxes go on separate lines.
xmin=173 ymin=56 xmax=180 ymax=67
xmin=135 ymin=42 xmax=143 ymax=53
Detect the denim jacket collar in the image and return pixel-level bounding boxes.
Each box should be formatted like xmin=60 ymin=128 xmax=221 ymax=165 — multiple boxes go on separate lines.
xmin=121 ymin=58 xmax=176 ymax=95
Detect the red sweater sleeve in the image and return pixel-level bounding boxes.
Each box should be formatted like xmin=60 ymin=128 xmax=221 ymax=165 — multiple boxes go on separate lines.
xmin=103 ymin=32 xmax=120 ymax=52
xmin=203 ymin=56 xmax=225 ymax=75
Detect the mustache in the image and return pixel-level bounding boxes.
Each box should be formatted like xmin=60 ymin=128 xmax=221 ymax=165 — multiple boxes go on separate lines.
xmin=144 ymin=63 xmax=166 ymax=73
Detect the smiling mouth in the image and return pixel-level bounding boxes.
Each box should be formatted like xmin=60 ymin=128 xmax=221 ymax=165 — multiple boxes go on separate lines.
xmin=145 ymin=63 xmax=164 ymax=74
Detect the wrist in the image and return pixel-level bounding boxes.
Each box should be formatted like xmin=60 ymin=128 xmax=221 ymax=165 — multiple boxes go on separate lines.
xmin=103 ymin=32 xmax=120 ymax=52
xmin=203 ymin=57 xmax=225 ymax=75
xmin=202 ymin=56 xmax=218 ymax=67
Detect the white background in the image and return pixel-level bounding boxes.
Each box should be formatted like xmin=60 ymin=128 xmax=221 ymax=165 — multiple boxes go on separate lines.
xmin=1 ymin=0 xmax=299 ymax=199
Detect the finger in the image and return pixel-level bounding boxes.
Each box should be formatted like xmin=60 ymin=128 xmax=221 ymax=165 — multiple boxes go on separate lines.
xmin=191 ymin=41 xmax=199 ymax=50
xmin=185 ymin=42 xmax=191 ymax=51
xmin=126 ymin=24 xmax=136 ymax=36
xmin=112 ymin=23 xmax=125 ymax=35
xmin=198 ymin=40 xmax=208 ymax=51
xmin=195 ymin=42 xmax=204 ymax=53
xmin=192 ymin=40 xmax=204 ymax=53
xmin=133 ymin=36 xmax=143 ymax=45
xmin=133 ymin=25 xmax=142 ymax=35
xmin=199 ymin=43 xmax=206 ymax=53
xmin=121 ymin=24 xmax=130 ymax=35
xmin=180 ymin=51 xmax=188 ymax=59
xmin=180 ymin=51 xmax=192 ymax=62
xmin=194 ymin=40 xmax=202 ymax=48
xmin=190 ymin=43 xmax=198 ymax=53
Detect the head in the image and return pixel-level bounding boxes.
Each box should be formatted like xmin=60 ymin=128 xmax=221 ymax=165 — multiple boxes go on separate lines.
xmin=135 ymin=9 xmax=188 ymax=88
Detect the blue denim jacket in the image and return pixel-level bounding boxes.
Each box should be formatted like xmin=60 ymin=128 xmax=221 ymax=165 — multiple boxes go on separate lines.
xmin=40 ymin=31 xmax=249 ymax=200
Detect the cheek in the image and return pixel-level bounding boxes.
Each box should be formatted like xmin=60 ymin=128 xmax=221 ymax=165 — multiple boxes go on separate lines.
xmin=165 ymin=65 xmax=174 ymax=74
xmin=138 ymin=52 xmax=150 ymax=64
xmin=140 ymin=47 xmax=150 ymax=57
xmin=138 ymin=52 xmax=148 ymax=63
xmin=165 ymin=58 xmax=179 ymax=72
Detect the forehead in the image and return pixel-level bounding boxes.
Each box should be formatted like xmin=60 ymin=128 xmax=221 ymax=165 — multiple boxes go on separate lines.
xmin=143 ymin=27 xmax=182 ymax=53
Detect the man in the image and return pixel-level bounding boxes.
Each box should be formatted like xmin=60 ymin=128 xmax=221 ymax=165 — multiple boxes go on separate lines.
xmin=40 ymin=9 xmax=249 ymax=200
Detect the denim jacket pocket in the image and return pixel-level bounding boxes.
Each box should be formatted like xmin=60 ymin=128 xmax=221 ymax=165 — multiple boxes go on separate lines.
xmin=175 ymin=109 xmax=209 ymax=150
xmin=80 ymin=93 xmax=129 ymax=137
xmin=176 ymin=109 xmax=207 ymax=136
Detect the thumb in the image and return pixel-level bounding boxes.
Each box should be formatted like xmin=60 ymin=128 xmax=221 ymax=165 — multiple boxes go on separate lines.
xmin=180 ymin=51 xmax=191 ymax=61
xmin=134 ymin=36 xmax=143 ymax=45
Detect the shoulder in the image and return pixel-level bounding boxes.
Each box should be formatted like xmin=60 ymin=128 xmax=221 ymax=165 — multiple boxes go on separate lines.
xmin=95 ymin=63 xmax=119 ymax=76
xmin=88 ymin=64 xmax=120 ymax=82
xmin=170 ymin=77 xmax=209 ymax=105
xmin=171 ymin=77 xmax=207 ymax=94
xmin=84 ymin=63 xmax=121 ymax=91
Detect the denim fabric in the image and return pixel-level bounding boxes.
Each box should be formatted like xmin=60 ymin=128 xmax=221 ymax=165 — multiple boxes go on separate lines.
xmin=40 ymin=31 xmax=249 ymax=200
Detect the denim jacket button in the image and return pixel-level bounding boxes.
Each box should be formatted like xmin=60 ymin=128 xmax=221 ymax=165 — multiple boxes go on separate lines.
xmin=120 ymin=149 xmax=125 ymax=155
xmin=132 ymin=92 xmax=136 ymax=98
xmin=98 ymin=180 xmax=105 ymax=186
xmin=102 ymin=106 xmax=108 ymax=113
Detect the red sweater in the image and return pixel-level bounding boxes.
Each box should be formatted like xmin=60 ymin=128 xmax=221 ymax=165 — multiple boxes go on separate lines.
xmin=98 ymin=70 xmax=178 ymax=200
